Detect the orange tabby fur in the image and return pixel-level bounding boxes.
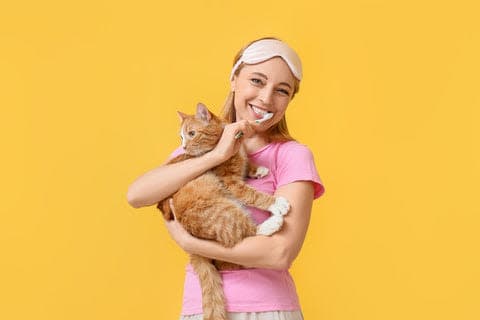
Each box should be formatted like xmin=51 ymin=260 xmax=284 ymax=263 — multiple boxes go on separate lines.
xmin=157 ymin=103 xmax=284 ymax=320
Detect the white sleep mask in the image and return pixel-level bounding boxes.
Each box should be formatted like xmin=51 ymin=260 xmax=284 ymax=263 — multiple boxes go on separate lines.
xmin=229 ymin=39 xmax=303 ymax=81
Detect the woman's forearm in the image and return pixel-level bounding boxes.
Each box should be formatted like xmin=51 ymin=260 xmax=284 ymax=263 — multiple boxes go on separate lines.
xmin=127 ymin=151 xmax=222 ymax=208
xmin=185 ymin=235 xmax=289 ymax=270
xmin=127 ymin=121 xmax=257 ymax=209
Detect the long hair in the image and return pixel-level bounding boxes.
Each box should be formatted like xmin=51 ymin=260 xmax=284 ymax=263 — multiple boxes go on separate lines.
xmin=221 ymin=37 xmax=301 ymax=142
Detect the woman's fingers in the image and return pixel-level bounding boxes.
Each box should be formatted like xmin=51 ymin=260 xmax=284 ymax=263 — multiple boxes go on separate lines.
xmin=235 ymin=120 xmax=255 ymax=139
xmin=211 ymin=120 xmax=258 ymax=162
xmin=212 ymin=122 xmax=245 ymax=160
xmin=164 ymin=209 xmax=193 ymax=253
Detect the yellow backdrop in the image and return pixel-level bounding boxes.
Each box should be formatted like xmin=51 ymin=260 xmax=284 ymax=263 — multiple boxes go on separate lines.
xmin=1 ymin=0 xmax=479 ymax=319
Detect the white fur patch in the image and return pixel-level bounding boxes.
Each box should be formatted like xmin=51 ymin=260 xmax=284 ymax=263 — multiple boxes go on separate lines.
xmin=268 ymin=196 xmax=290 ymax=216
xmin=180 ymin=123 xmax=187 ymax=148
xmin=256 ymin=215 xmax=284 ymax=236
xmin=254 ymin=166 xmax=269 ymax=178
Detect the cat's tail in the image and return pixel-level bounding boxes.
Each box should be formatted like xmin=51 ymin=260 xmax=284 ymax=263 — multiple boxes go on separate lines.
xmin=190 ymin=255 xmax=227 ymax=320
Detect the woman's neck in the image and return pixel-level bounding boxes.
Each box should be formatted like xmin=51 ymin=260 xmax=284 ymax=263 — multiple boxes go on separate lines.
xmin=243 ymin=134 xmax=270 ymax=154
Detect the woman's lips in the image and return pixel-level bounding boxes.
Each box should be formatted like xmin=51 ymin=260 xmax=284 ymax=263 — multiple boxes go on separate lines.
xmin=249 ymin=104 xmax=274 ymax=123
xmin=250 ymin=104 xmax=269 ymax=119
xmin=255 ymin=112 xmax=274 ymax=124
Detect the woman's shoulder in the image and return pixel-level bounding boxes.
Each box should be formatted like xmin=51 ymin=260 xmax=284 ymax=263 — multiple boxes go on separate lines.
xmin=273 ymin=140 xmax=325 ymax=198
xmin=273 ymin=140 xmax=315 ymax=159
xmin=278 ymin=140 xmax=310 ymax=149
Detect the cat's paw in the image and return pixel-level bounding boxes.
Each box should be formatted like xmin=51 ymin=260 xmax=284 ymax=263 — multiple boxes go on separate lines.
xmin=268 ymin=196 xmax=290 ymax=216
xmin=256 ymin=215 xmax=284 ymax=236
xmin=249 ymin=166 xmax=269 ymax=179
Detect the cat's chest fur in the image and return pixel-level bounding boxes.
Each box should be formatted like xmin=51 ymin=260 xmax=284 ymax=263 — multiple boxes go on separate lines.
xmin=211 ymin=149 xmax=249 ymax=181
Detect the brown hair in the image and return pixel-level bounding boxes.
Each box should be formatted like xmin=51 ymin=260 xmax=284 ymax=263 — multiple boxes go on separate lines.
xmin=221 ymin=37 xmax=301 ymax=142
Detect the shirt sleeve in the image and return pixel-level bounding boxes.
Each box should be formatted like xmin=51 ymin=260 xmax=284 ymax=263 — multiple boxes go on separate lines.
xmin=275 ymin=141 xmax=325 ymax=199
xmin=167 ymin=146 xmax=185 ymax=161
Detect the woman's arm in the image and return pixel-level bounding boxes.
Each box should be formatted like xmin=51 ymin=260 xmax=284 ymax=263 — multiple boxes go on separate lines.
xmin=127 ymin=152 xmax=221 ymax=208
xmin=126 ymin=120 xmax=256 ymax=208
xmin=165 ymin=181 xmax=315 ymax=270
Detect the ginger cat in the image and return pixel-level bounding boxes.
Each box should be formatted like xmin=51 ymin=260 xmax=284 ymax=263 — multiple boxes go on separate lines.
xmin=157 ymin=103 xmax=290 ymax=320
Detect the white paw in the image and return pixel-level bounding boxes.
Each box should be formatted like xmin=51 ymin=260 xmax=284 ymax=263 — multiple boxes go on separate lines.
xmin=256 ymin=215 xmax=284 ymax=236
xmin=268 ymin=196 xmax=290 ymax=216
xmin=252 ymin=166 xmax=269 ymax=179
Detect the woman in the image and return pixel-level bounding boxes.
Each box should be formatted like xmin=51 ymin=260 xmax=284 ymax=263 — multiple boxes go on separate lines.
xmin=127 ymin=37 xmax=325 ymax=320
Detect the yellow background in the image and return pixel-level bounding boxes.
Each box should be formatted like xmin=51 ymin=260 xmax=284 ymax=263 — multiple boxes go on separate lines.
xmin=1 ymin=0 xmax=479 ymax=319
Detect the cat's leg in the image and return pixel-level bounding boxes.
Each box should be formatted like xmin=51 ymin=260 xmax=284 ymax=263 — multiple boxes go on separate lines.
xmin=183 ymin=199 xmax=256 ymax=272
xmin=210 ymin=201 xmax=257 ymax=271
xmin=180 ymin=196 xmax=257 ymax=247
xmin=222 ymin=177 xmax=291 ymax=216
xmin=256 ymin=214 xmax=285 ymax=236
xmin=214 ymin=201 xmax=257 ymax=248
xmin=220 ymin=177 xmax=290 ymax=236
xmin=256 ymin=196 xmax=291 ymax=235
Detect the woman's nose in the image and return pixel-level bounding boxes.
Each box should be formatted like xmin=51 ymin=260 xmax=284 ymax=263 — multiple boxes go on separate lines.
xmin=259 ymin=87 xmax=274 ymax=106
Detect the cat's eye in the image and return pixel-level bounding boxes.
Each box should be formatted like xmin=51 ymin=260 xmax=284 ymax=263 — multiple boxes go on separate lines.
xmin=188 ymin=130 xmax=195 ymax=137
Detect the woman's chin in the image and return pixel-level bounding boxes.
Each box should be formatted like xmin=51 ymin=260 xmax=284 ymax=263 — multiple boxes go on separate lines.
xmin=253 ymin=124 xmax=271 ymax=135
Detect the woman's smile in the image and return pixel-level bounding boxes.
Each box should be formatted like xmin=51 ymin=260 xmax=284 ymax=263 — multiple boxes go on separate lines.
xmin=249 ymin=103 xmax=272 ymax=119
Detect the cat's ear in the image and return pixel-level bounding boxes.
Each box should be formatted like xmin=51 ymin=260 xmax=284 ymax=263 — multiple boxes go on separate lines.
xmin=195 ymin=103 xmax=211 ymax=122
xmin=177 ymin=111 xmax=188 ymax=121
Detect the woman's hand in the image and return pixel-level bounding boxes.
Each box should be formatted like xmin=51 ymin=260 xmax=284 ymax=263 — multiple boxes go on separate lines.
xmin=164 ymin=199 xmax=195 ymax=253
xmin=210 ymin=120 xmax=256 ymax=163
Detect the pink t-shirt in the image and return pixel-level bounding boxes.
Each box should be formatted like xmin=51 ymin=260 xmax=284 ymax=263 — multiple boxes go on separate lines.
xmin=169 ymin=141 xmax=325 ymax=315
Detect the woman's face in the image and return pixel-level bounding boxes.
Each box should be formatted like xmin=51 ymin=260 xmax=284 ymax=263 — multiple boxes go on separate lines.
xmin=231 ymin=57 xmax=296 ymax=132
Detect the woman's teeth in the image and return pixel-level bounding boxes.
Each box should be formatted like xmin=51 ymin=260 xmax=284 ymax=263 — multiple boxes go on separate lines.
xmin=250 ymin=104 xmax=273 ymax=123
xmin=251 ymin=105 xmax=267 ymax=116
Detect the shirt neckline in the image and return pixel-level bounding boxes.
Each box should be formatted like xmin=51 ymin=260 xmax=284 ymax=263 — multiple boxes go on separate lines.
xmin=248 ymin=142 xmax=275 ymax=157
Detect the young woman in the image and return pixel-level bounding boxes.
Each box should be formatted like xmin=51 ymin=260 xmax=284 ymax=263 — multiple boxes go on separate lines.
xmin=127 ymin=37 xmax=325 ymax=320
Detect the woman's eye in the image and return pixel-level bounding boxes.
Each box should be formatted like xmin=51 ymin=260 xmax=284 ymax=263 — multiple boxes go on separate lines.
xmin=250 ymin=78 xmax=263 ymax=85
xmin=278 ymin=89 xmax=290 ymax=95
xmin=188 ymin=131 xmax=195 ymax=137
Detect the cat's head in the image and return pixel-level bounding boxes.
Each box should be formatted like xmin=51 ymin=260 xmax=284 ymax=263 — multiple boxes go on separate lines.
xmin=178 ymin=103 xmax=225 ymax=156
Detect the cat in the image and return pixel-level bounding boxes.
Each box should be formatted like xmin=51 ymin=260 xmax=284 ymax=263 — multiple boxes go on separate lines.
xmin=157 ymin=103 xmax=290 ymax=320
